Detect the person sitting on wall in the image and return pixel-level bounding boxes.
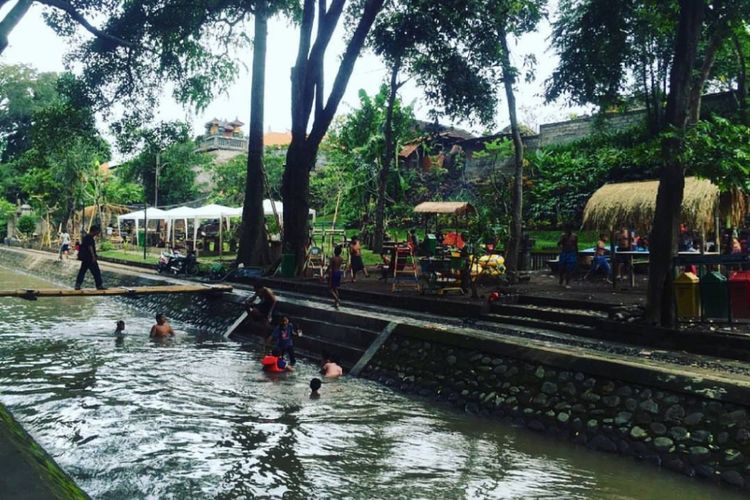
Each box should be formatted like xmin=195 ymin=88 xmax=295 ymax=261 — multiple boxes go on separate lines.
xmin=245 ymin=282 xmax=277 ymax=324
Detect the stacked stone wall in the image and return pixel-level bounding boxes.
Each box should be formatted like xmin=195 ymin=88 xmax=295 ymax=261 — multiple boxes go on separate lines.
xmin=363 ymin=331 xmax=750 ymax=492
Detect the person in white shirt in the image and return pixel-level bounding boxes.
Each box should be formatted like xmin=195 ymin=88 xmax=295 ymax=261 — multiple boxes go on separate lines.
xmin=58 ymin=231 xmax=71 ymax=260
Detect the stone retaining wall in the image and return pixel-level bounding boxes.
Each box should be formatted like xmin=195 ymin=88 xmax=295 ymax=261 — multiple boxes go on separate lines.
xmin=363 ymin=330 xmax=750 ymax=492
xmin=0 ymin=248 xmax=243 ymax=336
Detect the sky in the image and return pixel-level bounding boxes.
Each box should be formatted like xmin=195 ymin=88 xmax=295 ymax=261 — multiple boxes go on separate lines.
xmin=2 ymin=2 xmax=591 ymax=156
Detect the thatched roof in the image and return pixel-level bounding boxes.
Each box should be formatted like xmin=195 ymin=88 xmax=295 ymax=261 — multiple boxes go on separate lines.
xmin=582 ymin=177 xmax=730 ymax=231
xmin=82 ymin=204 xmax=131 ymax=218
xmin=414 ymin=201 xmax=475 ymax=215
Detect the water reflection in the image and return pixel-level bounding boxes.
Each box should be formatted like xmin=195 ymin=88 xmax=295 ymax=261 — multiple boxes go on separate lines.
xmin=0 ymin=266 xmax=743 ymax=499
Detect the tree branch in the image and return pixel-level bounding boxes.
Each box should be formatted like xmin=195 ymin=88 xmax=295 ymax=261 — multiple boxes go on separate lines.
xmin=291 ymin=0 xmax=316 ymax=138
xmin=39 ymin=0 xmax=135 ymax=49
xmin=0 ymin=0 xmax=33 ymax=55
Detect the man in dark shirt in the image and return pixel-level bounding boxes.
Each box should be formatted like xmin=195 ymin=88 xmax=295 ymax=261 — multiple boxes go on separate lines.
xmin=75 ymin=225 xmax=105 ymax=290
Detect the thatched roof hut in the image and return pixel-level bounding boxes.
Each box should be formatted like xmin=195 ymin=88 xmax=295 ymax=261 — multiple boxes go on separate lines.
xmin=582 ymin=177 xmax=744 ymax=232
xmin=414 ymin=201 xmax=475 ymax=215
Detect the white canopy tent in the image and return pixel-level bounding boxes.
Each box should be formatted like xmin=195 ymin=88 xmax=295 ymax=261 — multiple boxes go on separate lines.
xmin=117 ymin=207 xmax=169 ymax=246
xmin=163 ymin=206 xmax=198 ymax=247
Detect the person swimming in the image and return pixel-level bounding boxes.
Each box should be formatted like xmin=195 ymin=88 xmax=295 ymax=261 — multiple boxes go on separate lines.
xmin=149 ymin=313 xmax=175 ymax=338
xmin=261 ymin=348 xmax=294 ymax=373
xmin=309 ymin=378 xmax=322 ymax=399
xmin=321 ymin=355 xmax=343 ymax=378
xmin=114 ymin=320 xmax=125 ymax=336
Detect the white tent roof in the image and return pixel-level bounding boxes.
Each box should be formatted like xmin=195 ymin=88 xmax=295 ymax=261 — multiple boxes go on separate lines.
xmin=163 ymin=206 xmax=198 ymax=218
xmin=117 ymin=207 xmax=169 ymax=221
xmin=192 ymin=203 xmax=234 ymax=219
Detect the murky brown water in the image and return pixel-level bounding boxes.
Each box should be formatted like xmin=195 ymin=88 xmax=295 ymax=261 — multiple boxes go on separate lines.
xmin=0 ymin=266 xmax=742 ymax=499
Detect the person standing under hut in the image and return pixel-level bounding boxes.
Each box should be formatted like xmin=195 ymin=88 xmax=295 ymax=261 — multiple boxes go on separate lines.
xmin=349 ymin=236 xmax=369 ymax=282
xmin=75 ymin=225 xmax=106 ymax=290
xmin=557 ymin=224 xmax=578 ymax=289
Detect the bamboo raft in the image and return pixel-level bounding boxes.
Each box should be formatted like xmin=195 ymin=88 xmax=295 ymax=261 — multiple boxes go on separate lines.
xmin=0 ymin=284 xmax=233 ymax=300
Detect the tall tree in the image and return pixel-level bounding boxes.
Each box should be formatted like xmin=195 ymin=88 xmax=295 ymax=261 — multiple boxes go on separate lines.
xmin=0 ymin=0 xmax=131 ymax=55
xmin=281 ymin=0 xmax=385 ymax=270
xmin=646 ymin=0 xmax=705 ymax=326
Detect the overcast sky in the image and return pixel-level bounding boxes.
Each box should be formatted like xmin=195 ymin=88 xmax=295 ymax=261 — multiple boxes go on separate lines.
xmin=2 ymin=2 xmax=590 ymax=152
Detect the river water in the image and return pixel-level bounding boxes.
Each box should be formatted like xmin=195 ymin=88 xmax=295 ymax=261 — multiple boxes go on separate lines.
xmin=0 ymin=266 xmax=741 ymax=499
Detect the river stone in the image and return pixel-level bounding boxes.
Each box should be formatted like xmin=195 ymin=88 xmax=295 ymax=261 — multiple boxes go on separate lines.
xmin=665 ymin=404 xmax=685 ymax=422
xmin=561 ymin=382 xmax=577 ymax=397
xmin=481 ymin=356 xmax=492 ymax=365
xmin=558 ymin=371 xmax=571 ymax=382
xmin=736 ymin=428 xmax=750 ymax=444
xmin=690 ymin=430 xmax=712 ymax=444
xmin=588 ymin=435 xmax=617 ymax=453
xmin=688 ymin=446 xmax=711 ymax=463
xmin=670 ymin=426 xmax=689 ymax=441
xmin=574 ymin=372 xmax=585 ymax=382
xmin=640 ymin=388 xmax=652 ymax=399
xmin=528 ymin=420 xmax=545 ymax=432
xmin=581 ymin=391 xmax=601 ymax=403
xmin=446 ymin=355 xmax=457 ymax=366
xmin=721 ymin=470 xmax=744 ymax=487
xmin=723 ymin=449 xmax=744 ymax=465
xmin=583 ymin=378 xmax=596 ymax=389
xmin=470 ymin=353 xmax=483 ymax=362
xmin=625 ymin=398 xmax=638 ymax=411
xmin=639 ymin=399 xmax=659 ymax=414
xmin=491 ymin=358 xmax=503 ymax=366
xmin=662 ymin=395 xmax=680 ymax=405
xmin=533 ymin=393 xmax=549 ymax=407
xmin=616 ymin=386 xmax=633 ymax=398
xmin=653 ymin=437 xmax=674 ymax=452
xmin=557 ymin=412 xmax=570 ymax=424
xmin=684 ymin=412 xmax=704 ymax=426
xmin=649 ymin=422 xmax=667 ymax=435
xmin=694 ymin=465 xmax=715 ymax=479
xmin=587 ymin=419 xmax=599 ymax=431
xmin=615 ymin=412 xmax=632 ymax=426
xmin=541 ymin=382 xmax=558 ymax=395
xmin=493 ymin=365 xmax=507 ymax=375
xmin=602 ymin=395 xmax=620 ymax=408
xmin=630 ymin=426 xmax=648 ymax=440
xmin=722 ymin=409 xmax=748 ymax=426
xmin=535 ymin=366 xmax=545 ymax=379
xmin=506 ymin=367 xmax=519 ymax=377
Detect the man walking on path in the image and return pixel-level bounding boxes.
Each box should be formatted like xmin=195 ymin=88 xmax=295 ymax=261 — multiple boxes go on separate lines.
xmin=75 ymin=225 xmax=106 ymax=290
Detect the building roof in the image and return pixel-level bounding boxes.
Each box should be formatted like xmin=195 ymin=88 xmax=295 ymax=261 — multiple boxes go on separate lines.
xmin=264 ymin=130 xmax=293 ymax=147
xmin=414 ymin=201 xmax=475 ymax=215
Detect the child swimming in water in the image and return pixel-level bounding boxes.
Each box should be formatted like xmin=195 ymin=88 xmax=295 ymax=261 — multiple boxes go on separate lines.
xmin=309 ymin=378 xmax=322 ymax=399
xmin=114 ymin=320 xmax=125 ymax=336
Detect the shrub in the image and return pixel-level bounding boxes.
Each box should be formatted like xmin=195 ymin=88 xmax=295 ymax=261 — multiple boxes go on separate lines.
xmin=99 ymin=241 xmax=114 ymax=252
xmin=16 ymin=215 xmax=37 ymax=236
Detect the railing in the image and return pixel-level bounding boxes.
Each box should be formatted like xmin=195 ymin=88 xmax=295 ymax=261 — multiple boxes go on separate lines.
xmin=196 ymin=135 xmax=248 ymax=152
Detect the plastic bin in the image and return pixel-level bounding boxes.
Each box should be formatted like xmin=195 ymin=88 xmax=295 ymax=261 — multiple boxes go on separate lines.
xmin=700 ymin=271 xmax=728 ymax=320
xmin=729 ymin=271 xmax=750 ymax=320
xmin=280 ymin=253 xmax=297 ymax=277
xmin=674 ymin=272 xmax=700 ymax=320
xmin=424 ymin=234 xmax=437 ymax=256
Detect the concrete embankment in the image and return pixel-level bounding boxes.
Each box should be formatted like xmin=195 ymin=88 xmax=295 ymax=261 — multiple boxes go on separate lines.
xmin=3 ymin=246 xmax=750 ymax=494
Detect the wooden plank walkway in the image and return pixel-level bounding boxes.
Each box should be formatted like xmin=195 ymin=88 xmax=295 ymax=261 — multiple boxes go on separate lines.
xmin=0 ymin=284 xmax=232 ymax=300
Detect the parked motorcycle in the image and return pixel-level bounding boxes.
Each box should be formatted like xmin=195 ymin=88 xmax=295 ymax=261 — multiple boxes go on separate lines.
xmin=157 ymin=249 xmax=198 ymax=275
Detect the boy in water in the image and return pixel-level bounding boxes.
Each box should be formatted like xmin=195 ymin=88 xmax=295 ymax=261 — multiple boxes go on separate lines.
xmin=321 ymin=355 xmax=343 ymax=378
xmin=150 ymin=313 xmax=175 ymax=338
xmin=114 ymin=320 xmax=125 ymax=336
xmin=328 ymin=245 xmax=344 ymax=308
xmin=245 ymin=282 xmax=277 ymax=324
xmin=309 ymin=378 xmax=322 ymax=399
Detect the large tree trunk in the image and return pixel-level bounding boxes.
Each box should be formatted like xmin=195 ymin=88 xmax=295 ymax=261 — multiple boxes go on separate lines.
xmin=373 ymin=63 xmax=400 ymax=254
xmin=282 ymin=0 xmax=385 ymax=273
xmin=237 ymin=2 xmax=270 ymax=266
xmin=499 ymin=28 xmax=525 ymax=282
xmin=646 ymin=0 xmax=705 ymax=327
xmin=0 ymin=0 xmax=32 ymax=54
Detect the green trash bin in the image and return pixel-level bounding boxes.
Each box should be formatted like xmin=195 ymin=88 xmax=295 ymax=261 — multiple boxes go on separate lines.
xmin=280 ymin=253 xmax=297 ymax=277
xmin=424 ymin=234 xmax=437 ymax=256
xmin=701 ymin=271 xmax=728 ymax=320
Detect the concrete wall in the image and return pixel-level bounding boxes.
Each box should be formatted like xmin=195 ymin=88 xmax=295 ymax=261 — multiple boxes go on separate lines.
xmin=363 ymin=325 xmax=750 ymax=492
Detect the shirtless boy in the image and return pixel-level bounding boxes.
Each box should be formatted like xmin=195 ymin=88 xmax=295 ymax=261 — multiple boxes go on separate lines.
xmin=321 ymin=355 xmax=343 ymax=378
xmin=329 ymin=245 xmax=344 ymax=308
xmin=150 ymin=313 xmax=175 ymax=338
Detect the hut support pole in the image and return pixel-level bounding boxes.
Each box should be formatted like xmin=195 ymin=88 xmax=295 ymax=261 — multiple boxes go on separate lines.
xmin=610 ymin=229 xmax=616 ymax=290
